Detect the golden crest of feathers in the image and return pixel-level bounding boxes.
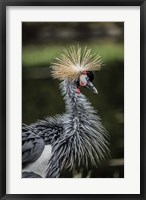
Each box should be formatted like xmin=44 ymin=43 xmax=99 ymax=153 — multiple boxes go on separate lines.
xmin=51 ymin=46 xmax=103 ymax=81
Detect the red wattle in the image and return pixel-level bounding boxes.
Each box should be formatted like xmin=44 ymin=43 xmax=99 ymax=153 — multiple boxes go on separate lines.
xmin=76 ymin=88 xmax=80 ymax=94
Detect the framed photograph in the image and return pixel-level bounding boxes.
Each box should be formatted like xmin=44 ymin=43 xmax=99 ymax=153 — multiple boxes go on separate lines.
xmin=0 ymin=0 xmax=145 ymax=199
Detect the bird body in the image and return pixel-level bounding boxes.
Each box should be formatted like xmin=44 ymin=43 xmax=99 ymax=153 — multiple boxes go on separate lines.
xmin=22 ymin=46 xmax=109 ymax=178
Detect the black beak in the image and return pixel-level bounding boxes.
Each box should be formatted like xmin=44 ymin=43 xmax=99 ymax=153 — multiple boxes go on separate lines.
xmin=85 ymin=80 xmax=98 ymax=94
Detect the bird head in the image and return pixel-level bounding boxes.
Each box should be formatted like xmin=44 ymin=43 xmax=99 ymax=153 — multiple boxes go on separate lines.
xmin=77 ymin=71 xmax=98 ymax=94
xmin=51 ymin=46 xmax=103 ymax=94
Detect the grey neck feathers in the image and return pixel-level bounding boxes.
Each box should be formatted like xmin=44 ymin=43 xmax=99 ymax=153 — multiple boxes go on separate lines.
xmin=46 ymin=80 xmax=109 ymax=177
xmin=60 ymin=80 xmax=94 ymax=114
xmin=60 ymin=80 xmax=109 ymax=167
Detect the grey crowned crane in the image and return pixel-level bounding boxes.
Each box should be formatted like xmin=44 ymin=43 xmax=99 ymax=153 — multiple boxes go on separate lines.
xmin=22 ymin=46 xmax=109 ymax=178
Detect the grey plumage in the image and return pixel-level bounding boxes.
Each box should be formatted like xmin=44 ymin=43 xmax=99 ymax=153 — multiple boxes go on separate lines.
xmin=22 ymin=124 xmax=45 ymax=168
xmin=46 ymin=80 xmax=109 ymax=177
xmin=22 ymin=171 xmax=42 ymax=178
xmin=22 ymin=80 xmax=109 ymax=178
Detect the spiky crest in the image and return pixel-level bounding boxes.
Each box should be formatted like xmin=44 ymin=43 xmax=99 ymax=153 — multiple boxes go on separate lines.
xmin=51 ymin=46 xmax=103 ymax=81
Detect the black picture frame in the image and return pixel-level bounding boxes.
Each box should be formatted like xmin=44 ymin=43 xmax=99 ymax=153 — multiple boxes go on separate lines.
xmin=0 ymin=0 xmax=145 ymax=199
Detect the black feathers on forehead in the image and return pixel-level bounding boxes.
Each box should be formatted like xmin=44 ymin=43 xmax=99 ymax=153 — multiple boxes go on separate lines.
xmin=87 ymin=71 xmax=94 ymax=82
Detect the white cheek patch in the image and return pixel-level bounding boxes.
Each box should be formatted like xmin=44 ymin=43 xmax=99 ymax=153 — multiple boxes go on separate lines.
xmin=79 ymin=74 xmax=87 ymax=86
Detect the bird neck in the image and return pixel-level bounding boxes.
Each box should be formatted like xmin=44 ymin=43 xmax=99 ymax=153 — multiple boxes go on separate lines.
xmin=60 ymin=80 xmax=91 ymax=115
xmin=46 ymin=80 xmax=109 ymax=177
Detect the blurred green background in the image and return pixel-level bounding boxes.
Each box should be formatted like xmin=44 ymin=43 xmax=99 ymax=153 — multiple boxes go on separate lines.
xmin=22 ymin=22 xmax=124 ymax=178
